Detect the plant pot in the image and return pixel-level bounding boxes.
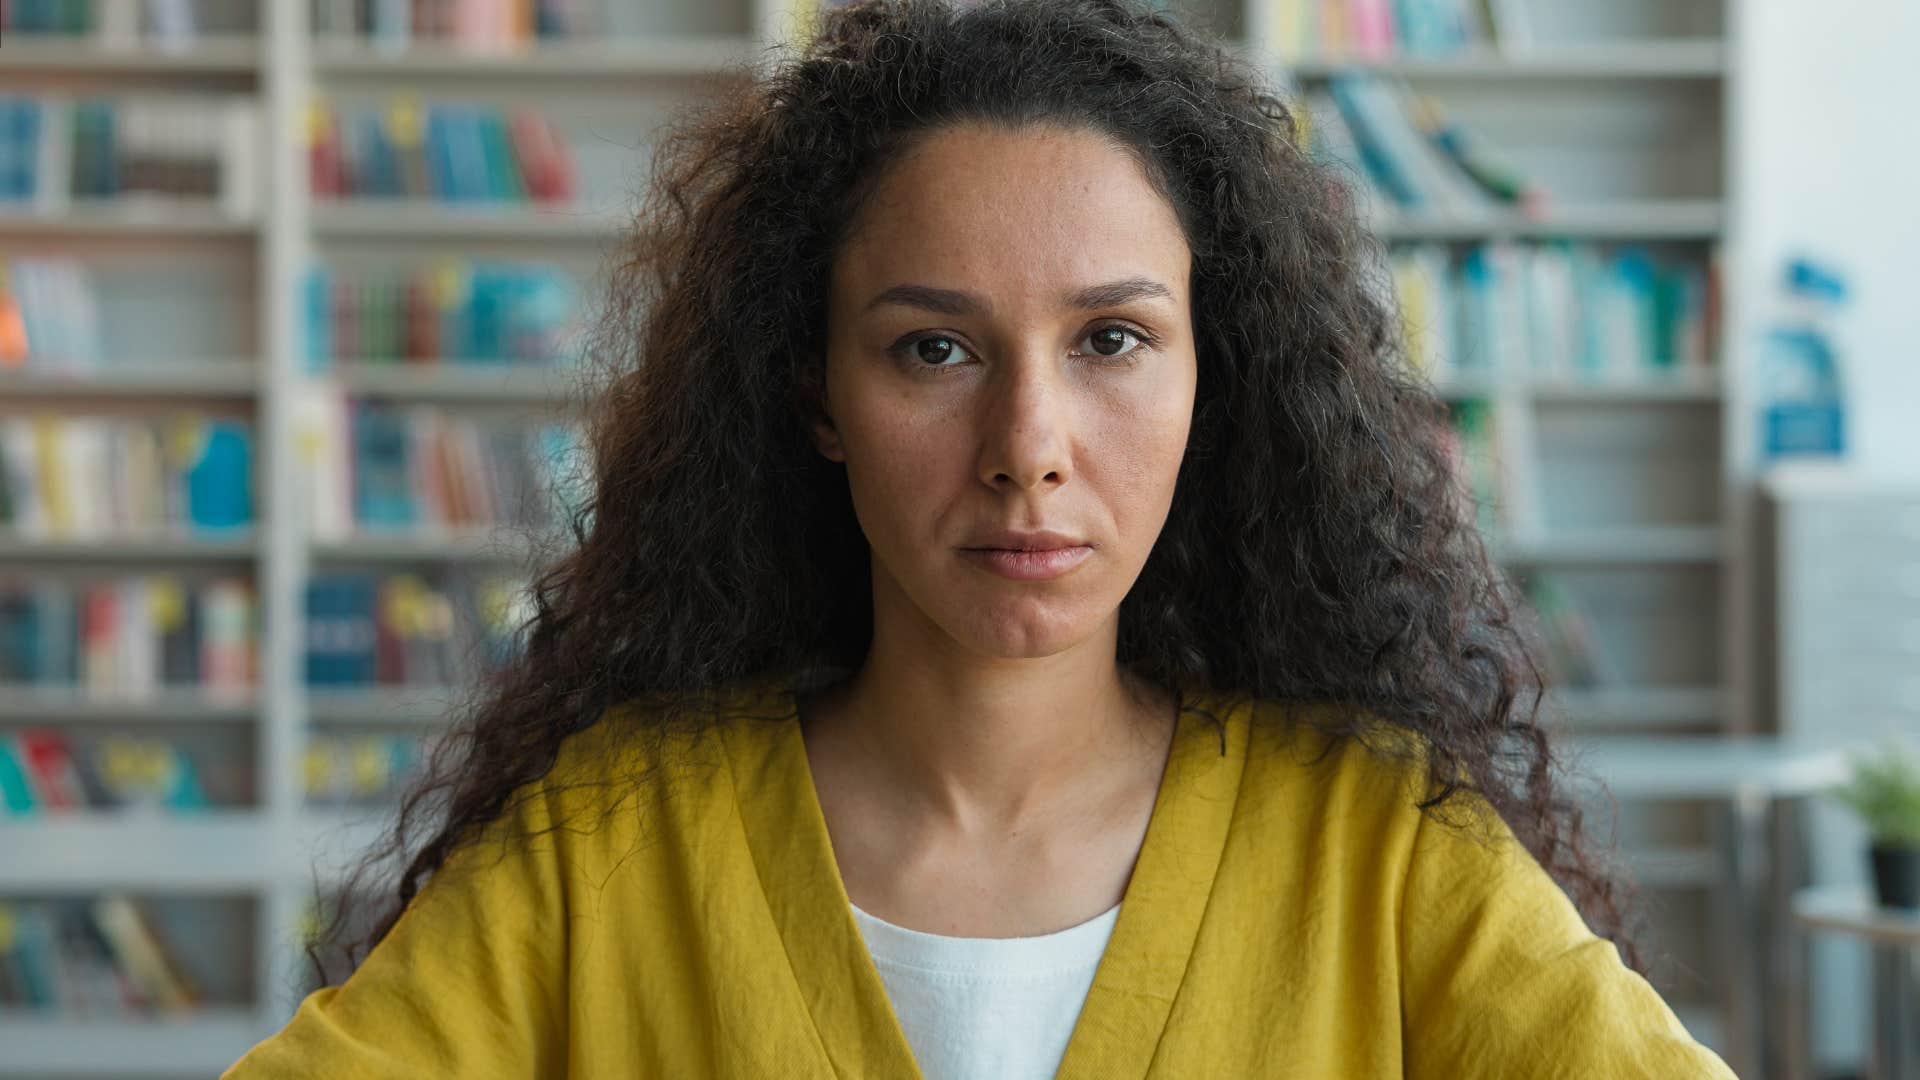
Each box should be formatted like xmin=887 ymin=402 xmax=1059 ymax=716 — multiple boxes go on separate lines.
xmin=1869 ymin=843 xmax=1920 ymax=910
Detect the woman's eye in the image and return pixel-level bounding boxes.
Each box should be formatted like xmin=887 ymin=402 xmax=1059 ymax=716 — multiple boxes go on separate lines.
xmin=1081 ymin=325 xmax=1149 ymax=358
xmin=901 ymin=335 xmax=973 ymax=368
xmin=889 ymin=324 xmax=1156 ymax=373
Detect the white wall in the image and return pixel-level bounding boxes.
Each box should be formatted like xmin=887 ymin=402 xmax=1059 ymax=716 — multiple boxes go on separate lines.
xmin=1738 ymin=3 xmax=1920 ymax=1069
xmin=1740 ymin=0 xmax=1920 ymax=482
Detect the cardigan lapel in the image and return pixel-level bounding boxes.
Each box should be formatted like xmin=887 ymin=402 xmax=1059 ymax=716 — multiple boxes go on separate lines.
xmin=721 ymin=680 xmax=926 ymax=1080
xmin=1051 ymin=688 xmax=1248 ymax=1080
xmin=722 ymin=679 xmax=1248 ymax=1080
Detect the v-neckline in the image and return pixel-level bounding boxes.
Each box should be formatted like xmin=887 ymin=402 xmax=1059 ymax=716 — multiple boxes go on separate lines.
xmin=720 ymin=678 xmax=1250 ymax=1080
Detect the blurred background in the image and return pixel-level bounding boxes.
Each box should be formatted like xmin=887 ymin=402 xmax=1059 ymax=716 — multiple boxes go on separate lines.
xmin=0 ymin=1 xmax=1915 ymax=1077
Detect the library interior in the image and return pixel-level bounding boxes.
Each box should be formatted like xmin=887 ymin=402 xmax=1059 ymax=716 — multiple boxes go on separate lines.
xmin=0 ymin=1 xmax=1916 ymax=1077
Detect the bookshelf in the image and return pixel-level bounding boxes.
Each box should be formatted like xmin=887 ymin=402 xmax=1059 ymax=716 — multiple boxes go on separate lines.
xmin=0 ymin=0 xmax=1759 ymax=1073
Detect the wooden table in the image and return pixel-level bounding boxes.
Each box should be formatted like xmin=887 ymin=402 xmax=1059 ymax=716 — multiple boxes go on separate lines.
xmin=1571 ymin=734 xmax=1856 ymax=1080
xmin=1793 ymin=887 xmax=1920 ymax=1079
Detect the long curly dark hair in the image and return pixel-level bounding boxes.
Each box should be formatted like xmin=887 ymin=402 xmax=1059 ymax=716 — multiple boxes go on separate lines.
xmin=309 ymin=0 xmax=1657 ymax=987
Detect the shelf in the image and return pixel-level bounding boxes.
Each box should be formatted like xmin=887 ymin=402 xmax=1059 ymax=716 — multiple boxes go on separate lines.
xmin=311 ymin=201 xmax=622 ymax=240
xmin=309 ymin=527 xmax=546 ymax=564
xmin=0 ymin=33 xmax=261 ymax=74
xmin=0 ymin=1010 xmax=265 ymax=1078
xmin=1548 ymin=686 xmax=1724 ymax=727
xmin=1565 ymin=734 xmax=1852 ymax=800
xmin=1282 ymin=40 xmax=1726 ymax=80
xmin=1372 ymin=200 xmax=1723 ymax=240
xmin=0 ymin=203 xmax=256 ymax=237
xmin=0 ymin=813 xmax=396 ymax=891
xmin=1427 ymin=372 xmax=1723 ymax=402
xmin=0 ymin=686 xmax=257 ymax=723
xmin=1528 ymin=374 xmax=1723 ymax=403
xmin=0 ymin=531 xmax=259 ymax=562
xmin=308 ymin=685 xmax=464 ymax=725
xmin=1793 ymin=886 xmax=1920 ymax=948
xmin=1497 ymin=525 xmax=1724 ymax=565
xmin=0 ymin=364 xmax=260 ymax=398
xmin=320 ymin=364 xmax=586 ymax=404
xmin=0 ymin=812 xmax=274 ymax=891
xmin=312 ymin=35 xmax=761 ymax=78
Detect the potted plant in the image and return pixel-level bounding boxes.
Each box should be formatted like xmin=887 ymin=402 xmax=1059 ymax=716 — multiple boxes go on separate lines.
xmin=1826 ymin=739 xmax=1920 ymax=910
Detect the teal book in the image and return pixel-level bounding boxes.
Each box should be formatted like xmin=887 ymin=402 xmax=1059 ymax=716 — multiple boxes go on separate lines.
xmin=0 ymin=736 xmax=40 ymax=814
xmin=185 ymin=420 xmax=255 ymax=530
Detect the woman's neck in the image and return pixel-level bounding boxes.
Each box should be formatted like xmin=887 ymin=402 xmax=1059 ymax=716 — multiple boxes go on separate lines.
xmin=799 ymin=659 xmax=1175 ymax=837
xmin=795 ymin=657 xmax=1178 ymax=937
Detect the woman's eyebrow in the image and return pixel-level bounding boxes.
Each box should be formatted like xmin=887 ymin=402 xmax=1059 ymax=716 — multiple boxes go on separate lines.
xmin=861 ymin=277 xmax=1174 ymax=317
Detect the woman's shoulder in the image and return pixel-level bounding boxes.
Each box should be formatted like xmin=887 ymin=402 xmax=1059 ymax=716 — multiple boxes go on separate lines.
xmin=1229 ymin=693 xmax=1503 ymax=843
xmin=532 ymin=681 xmax=795 ymax=821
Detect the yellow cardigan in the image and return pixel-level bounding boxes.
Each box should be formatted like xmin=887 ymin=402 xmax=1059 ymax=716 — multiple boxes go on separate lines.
xmin=225 ymin=681 xmax=1738 ymax=1078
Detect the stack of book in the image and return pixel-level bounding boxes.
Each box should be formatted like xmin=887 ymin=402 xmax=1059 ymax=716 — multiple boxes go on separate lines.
xmin=0 ymin=413 xmax=255 ymax=536
xmin=293 ymin=390 xmax=587 ymax=539
xmin=0 ymin=895 xmax=206 ymax=1015
xmin=0 ymin=576 xmax=257 ymax=695
xmin=0 ymin=728 xmax=245 ymax=814
xmin=303 ymin=259 xmax=585 ymax=370
xmin=1392 ymin=241 xmax=1715 ymax=385
xmin=0 ymin=257 xmax=104 ymax=371
xmin=306 ymin=569 xmax=532 ymax=687
xmin=1302 ymin=73 xmax=1544 ymax=216
xmin=307 ymin=97 xmax=575 ymax=204
xmin=311 ymin=0 xmax=608 ymax=46
xmin=2 ymin=0 xmax=209 ymax=46
xmin=304 ymin=732 xmax=424 ymax=808
xmin=0 ymin=93 xmax=260 ymax=218
xmin=1265 ymin=0 xmax=1530 ymax=60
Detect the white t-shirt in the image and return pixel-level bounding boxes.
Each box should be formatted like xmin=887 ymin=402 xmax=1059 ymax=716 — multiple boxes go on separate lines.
xmin=849 ymin=899 xmax=1121 ymax=1080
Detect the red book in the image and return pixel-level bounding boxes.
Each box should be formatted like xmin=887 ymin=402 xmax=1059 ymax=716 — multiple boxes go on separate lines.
xmin=80 ymin=583 xmax=117 ymax=694
xmin=404 ymin=276 xmax=438 ymax=362
xmin=309 ymin=104 xmax=343 ymax=198
xmin=17 ymin=729 xmax=84 ymax=811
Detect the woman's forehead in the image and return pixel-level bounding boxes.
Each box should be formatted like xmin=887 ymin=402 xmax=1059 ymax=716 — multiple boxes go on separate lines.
xmin=833 ymin=125 xmax=1191 ymax=306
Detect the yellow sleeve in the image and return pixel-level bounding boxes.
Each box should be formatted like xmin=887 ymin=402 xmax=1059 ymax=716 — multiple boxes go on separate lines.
xmin=222 ymin=785 xmax=570 ymax=1078
xmin=1397 ymin=794 xmax=1740 ymax=1079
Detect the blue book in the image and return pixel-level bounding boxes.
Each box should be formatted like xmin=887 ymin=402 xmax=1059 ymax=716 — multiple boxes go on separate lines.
xmin=357 ymin=109 xmax=393 ymax=197
xmin=469 ymin=264 xmax=504 ymax=360
xmin=461 ymin=107 xmax=493 ymax=202
xmin=1326 ymin=76 xmax=1423 ymax=208
xmin=0 ymin=100 xmax=17 ymax=202
xmin=34 ymin=583 xmax=75 ymax=683
xmin=9 ymin=907 xmax=57 ymax=1006
xmin=304 ymin=577 xmax=338 ymax=686
xmin=340 ymin=576 xmax=377 ymax=685
xmin=424 ymin=107 xmax=453 ymax=200
xmin=185 ymin=420 xmax=255 ymax=530
xmin=19 ymin=99 xmax=44 ymax=202
xmin=304 ymin=263 xmax=333 ymax=372
xmin=350 ymin=403 xmax=417 ymax=528
xmin=0 ymin=736 xmax=39 ymax=814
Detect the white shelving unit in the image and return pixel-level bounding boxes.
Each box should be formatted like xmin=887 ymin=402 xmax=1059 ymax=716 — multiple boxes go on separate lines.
xmin=1232 ymin=0 xmax=1756 ymax=1061
xmin=0 ymin=0 xmax=1759 ymax=1073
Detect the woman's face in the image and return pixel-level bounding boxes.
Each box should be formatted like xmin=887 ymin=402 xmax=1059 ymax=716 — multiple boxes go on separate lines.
xmin=816 ymin=122 xmax=1198 ymax=661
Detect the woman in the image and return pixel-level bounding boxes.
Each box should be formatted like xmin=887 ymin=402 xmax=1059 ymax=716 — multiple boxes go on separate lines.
xmin=227 ymin=1 xmax=1738 ymax=1076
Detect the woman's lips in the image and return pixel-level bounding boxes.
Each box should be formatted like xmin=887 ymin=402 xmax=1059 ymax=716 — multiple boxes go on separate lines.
xmin=957 ymin=545 xmax=1093 ymax=581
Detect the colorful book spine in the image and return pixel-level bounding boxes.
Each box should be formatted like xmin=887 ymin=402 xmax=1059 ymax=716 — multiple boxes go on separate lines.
xmin=0 ymin=414 xmax=255 ymax=538
xmin=0 ymin=576 xmax=256 ymax=693
xmin=308 ymin=97 xmax=574 ymax=205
